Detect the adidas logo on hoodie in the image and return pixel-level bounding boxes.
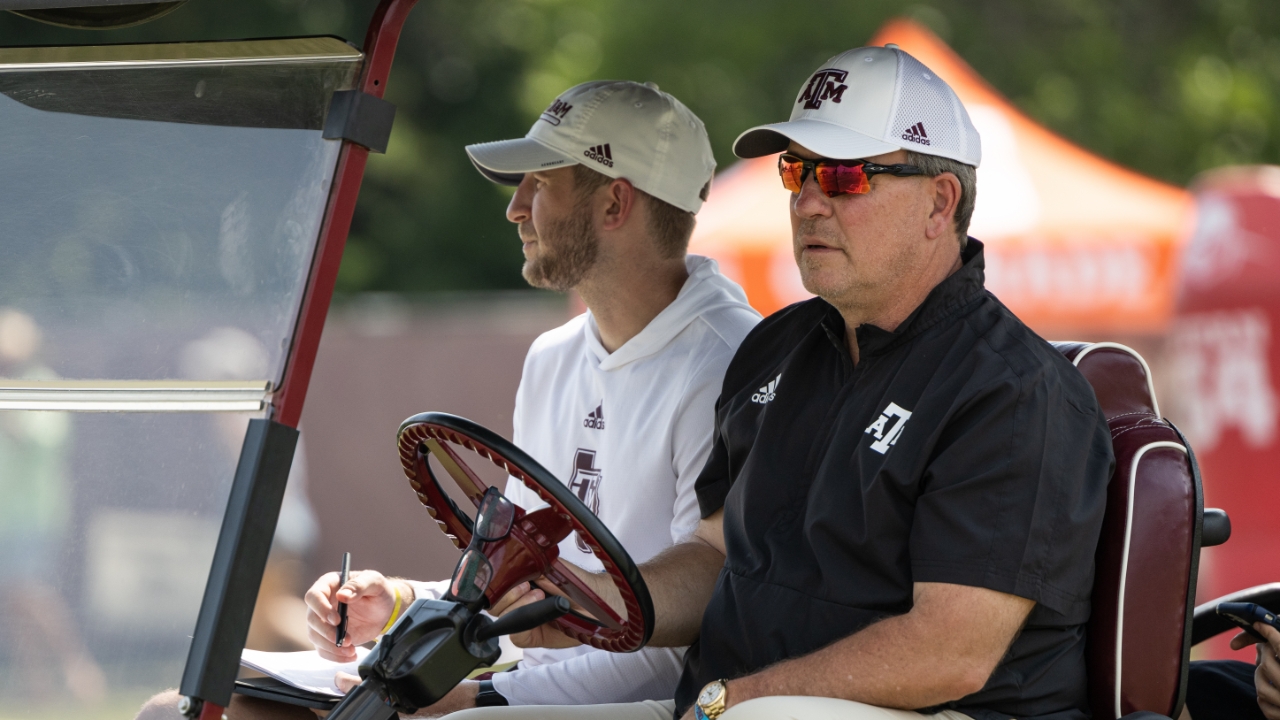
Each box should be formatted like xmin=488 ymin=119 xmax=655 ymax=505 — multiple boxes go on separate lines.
xmin=583 ymin=403 xmax=605 ymax=430
xmin=751 ymin=373 xmax=781 ymax=404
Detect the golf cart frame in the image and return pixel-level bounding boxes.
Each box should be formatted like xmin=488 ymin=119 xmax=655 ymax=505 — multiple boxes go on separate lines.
xmin=0 ymin=0 xmax=422 ymax=716
xmin=171 ymin=2 xmax=423 ymax=718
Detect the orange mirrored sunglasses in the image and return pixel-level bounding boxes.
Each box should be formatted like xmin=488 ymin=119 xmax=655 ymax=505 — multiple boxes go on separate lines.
xmin=778 ymin=153 xmax=923 ymax=197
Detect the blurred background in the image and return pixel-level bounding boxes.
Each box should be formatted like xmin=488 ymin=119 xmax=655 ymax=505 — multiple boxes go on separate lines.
xmin=5 ymin=0 xmax=1279 ymax=295
xmin=1 ymin=1 xmax=1279 ymax=717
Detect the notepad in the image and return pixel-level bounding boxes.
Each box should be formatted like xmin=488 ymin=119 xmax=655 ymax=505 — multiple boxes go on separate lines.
xmin=240 ymin=647 xmax=370 ymax=697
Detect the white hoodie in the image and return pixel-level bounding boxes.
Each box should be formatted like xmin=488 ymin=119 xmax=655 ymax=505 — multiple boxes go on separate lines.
xmin=410 ymin=255 xmax=760 ymax=705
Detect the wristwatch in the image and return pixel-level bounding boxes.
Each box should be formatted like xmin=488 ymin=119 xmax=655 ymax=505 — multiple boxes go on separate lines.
xmin=696 ymin=679 xmax=729 ymax=719
xmin=475 ymin=679 xmax=508 ymax=707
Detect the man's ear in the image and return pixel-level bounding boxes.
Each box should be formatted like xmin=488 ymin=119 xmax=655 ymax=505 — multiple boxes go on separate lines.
xmin=599 ymin=178 xmax=637 ymax=232
xmin=924 ymin=172 xmax=961 ymax=242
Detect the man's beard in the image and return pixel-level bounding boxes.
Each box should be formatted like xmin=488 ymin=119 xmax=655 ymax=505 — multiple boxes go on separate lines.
xmin=522 ymin=204 xmax=599 ymax=292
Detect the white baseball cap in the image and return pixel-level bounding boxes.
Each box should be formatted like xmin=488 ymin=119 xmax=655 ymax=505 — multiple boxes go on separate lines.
xmin=734 ymin=46 xmax=981 ymax=167
xmin=466 ymin=80 xmax=716 ymax=213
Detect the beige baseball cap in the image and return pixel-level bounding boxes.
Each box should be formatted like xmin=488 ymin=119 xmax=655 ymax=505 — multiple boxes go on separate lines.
xmin=466 ymin=80 xmax=716 ymax=213
xmin=733 ymin=46 xmax=981 ymax=167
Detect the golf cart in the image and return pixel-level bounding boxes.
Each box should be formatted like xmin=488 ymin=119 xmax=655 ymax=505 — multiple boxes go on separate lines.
xmin=0 ymin=3 xmax=1273 ymax=720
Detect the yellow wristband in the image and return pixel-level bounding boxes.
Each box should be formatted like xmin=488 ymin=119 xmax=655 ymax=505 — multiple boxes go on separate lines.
xmin=380 ymin=585 xmax=403 ymax=636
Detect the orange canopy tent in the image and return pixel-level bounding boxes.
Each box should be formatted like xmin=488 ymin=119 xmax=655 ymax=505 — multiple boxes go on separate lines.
xmin=690 ymin=19 xmax=1193 ymax=335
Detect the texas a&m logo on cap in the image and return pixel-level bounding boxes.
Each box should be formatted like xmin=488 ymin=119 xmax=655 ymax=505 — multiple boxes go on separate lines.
xmin=540 ymin=98 xmax=573 ymax=126
xmin=799 ymin=68 xmax=849 ymax=110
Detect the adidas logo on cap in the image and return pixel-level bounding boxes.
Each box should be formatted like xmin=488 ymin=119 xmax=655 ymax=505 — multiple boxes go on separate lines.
xmin=901 ymin=121 xmax=930 ymax=146
xmin=751 ymin=373 xmax=782 ymax=404
xmin=584 ymin=143 xmax=614 ymax=168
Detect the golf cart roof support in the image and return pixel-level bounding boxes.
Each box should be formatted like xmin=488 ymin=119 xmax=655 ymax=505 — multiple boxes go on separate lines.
xmin=172 ymin=2 xmax=419 ymax=716
xmin=179 ymin=419 xmax=300 ymax=710
xmin=272 ymin=0 xmax=418 ymax=430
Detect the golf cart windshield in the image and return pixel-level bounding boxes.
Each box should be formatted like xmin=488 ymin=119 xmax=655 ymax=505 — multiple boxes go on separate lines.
xmin=0 ymin=37 xmax=360 ymax=713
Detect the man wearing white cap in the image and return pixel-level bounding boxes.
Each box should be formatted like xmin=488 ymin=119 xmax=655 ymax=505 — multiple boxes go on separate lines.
xmin=293 ymin=80 xmax=762 ymax=716
xmin=462 ymin=46 xmax=1112 ymax=720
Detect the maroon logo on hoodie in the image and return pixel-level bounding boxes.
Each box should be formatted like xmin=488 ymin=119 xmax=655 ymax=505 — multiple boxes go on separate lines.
xmin=568 ymin=448 xmax=603 ymax=552
xmin=583 ymin=403 xmax=605 ymax=430
xmin=799 ymin=69 xmax=849 ymax=110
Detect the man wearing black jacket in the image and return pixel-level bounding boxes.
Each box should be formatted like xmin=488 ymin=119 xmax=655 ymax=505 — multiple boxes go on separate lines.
xmin=463 ymin=45 xmax=1114 ymax=720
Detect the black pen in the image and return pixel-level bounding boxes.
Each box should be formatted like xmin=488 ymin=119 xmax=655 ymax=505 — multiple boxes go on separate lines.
xmin=335 ymin=551 xmax=351 ymax=647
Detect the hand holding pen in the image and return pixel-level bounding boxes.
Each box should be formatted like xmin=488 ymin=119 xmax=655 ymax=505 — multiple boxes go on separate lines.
xmin=303 ymin=564 xmax=410 ymax=662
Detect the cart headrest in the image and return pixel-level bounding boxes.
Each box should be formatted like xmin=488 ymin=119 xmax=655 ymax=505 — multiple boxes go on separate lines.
xmin=1052 ymin=341 xmax=1160 ymax=421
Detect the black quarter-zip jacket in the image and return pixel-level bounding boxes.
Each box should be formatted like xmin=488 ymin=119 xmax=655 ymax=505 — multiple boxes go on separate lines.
xmin=673 ymin=241 xmax=1114 ymax=720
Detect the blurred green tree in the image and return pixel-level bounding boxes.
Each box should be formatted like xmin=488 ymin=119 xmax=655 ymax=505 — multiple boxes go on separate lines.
xmin=1 ymin=0 xmax=1276 ymax=293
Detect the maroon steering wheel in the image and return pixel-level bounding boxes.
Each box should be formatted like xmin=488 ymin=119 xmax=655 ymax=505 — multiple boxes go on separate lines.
xmin=397 ymin=412 xmax=654 ymax=652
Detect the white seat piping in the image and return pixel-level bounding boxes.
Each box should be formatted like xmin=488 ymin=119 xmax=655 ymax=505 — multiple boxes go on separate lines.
xmin=1113 ymin=441 xmax=1188 ymax=718
xmin=1072 ymin=342 xmax=1161 ymax=419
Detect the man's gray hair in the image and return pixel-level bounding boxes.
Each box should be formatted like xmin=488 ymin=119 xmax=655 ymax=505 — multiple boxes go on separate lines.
xmin=905 ymin=151 xmax=977 ymax=250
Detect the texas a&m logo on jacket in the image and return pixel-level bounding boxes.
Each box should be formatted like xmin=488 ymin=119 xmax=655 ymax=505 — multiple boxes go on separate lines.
xmin=799 ymin=68 xmax=849 ymax=110
xmin=864 ymin=401 xmax=912 ymax=454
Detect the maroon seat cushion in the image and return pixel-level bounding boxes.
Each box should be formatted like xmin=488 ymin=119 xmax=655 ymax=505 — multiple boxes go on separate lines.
xmin=1053 ymin=342 xmax=1200 ymax=720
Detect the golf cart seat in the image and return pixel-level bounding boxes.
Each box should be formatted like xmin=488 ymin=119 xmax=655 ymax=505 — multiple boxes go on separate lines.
xmin=1053 ymin=342 xmax=1236 ymax=720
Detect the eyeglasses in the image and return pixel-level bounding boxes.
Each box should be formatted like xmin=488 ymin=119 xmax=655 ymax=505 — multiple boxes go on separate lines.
xmin=778 ymin=153 xmax=923 ymax=197
xmin=447 ymin=486 xmax=516 ymax=605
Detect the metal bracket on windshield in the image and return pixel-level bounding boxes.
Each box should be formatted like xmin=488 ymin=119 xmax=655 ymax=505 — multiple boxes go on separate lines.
xmin=323 ymin=89 xmax=397 ymax=153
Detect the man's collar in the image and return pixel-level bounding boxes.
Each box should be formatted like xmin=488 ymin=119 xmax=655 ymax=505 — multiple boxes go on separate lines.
xmin=821 ymin=238 xmax=986 ymax=358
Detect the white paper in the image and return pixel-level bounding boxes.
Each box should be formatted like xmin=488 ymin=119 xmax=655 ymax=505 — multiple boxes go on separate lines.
xmin=240 ymin=648 xmax=370 ymax=697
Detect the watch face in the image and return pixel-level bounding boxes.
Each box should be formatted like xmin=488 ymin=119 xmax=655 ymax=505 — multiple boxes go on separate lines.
xmin=698 ymin=682 xmax=722 ymax=706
